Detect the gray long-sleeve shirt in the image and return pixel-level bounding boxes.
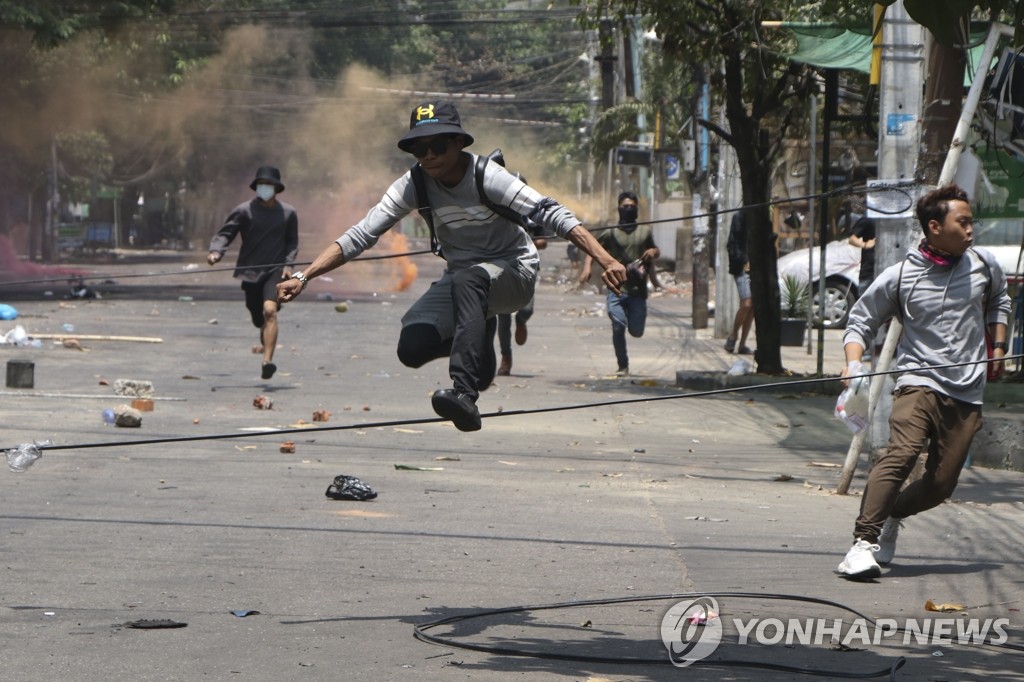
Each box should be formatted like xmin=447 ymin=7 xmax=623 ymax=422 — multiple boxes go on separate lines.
xmin=843 ymin=246 xmax=1010 ymax=404
xmin=210 ymin=198 xmax=299 ymax=283
xmin=336 ymin=153 xmax=582 ymax=272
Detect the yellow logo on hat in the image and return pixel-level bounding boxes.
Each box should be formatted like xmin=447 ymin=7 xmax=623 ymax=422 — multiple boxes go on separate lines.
xmin=416 ymin=104 xmax=435 ymax=122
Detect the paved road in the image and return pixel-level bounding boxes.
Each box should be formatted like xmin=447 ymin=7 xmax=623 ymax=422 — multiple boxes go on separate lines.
xmin=1 ymin=255 xmax=1022 ymax=681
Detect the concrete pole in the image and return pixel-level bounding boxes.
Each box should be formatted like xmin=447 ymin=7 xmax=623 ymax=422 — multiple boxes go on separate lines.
xmin=837 ymin=0 xmax=926 ymax=494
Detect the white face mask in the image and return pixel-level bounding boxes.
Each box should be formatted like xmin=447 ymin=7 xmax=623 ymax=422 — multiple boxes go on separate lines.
xmin=256 ymin=184 xmax=276 ymax=201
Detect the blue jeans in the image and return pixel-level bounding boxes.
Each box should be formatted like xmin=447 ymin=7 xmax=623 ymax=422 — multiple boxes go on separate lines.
xmin=606 ymin=291 xmax=647 ymax=369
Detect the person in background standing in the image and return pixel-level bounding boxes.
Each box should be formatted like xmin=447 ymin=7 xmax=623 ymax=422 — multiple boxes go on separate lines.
xmin=724 ymin=209 xmax=754 ymax=355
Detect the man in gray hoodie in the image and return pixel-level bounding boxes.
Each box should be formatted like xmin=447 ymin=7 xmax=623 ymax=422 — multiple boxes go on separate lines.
xmin=836 ymin=184 xmax=1010 ymax=580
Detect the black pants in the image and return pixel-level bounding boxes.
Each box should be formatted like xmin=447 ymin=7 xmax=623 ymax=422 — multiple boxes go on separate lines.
xmin=396 ymin=267 xmax=495 ymax=399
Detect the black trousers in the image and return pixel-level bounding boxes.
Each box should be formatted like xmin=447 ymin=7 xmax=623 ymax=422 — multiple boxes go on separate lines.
xmin=396 ymin=267 xmax=495 ymax=399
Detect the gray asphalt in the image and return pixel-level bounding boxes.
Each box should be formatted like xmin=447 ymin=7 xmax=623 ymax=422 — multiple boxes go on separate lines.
xmin=1 ymin=251 xmax=1022 ymax=681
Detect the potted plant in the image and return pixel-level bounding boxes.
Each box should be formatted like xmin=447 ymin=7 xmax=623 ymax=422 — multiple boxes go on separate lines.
xmin=780 ymin=274 xmax=809 ymax=346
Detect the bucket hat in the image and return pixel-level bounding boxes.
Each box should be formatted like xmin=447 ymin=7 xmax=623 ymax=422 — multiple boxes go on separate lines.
xmin=249 ymin=166 xmax=285 ymax=193
xmin=397 ymin=100 xmax=474 ymax=152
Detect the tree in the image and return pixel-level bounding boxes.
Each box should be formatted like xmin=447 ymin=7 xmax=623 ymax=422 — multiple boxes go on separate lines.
xmin=575 ymin=0 xmax=866 ymax=373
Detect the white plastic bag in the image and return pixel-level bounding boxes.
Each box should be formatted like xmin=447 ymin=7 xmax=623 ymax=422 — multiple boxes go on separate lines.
xmin=835 ymin=362 xmax=870 ymax=433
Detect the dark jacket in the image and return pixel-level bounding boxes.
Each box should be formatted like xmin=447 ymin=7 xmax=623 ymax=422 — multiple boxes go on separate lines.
xmin=726 ymin=211 xmax=747 ymax=276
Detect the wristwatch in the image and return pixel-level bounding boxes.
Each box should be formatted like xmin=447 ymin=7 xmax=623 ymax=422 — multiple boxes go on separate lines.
xmin=992 ymin=341 xmax=1009 ymax=352
xmin=292 ymin=271 xmax=308 ymax=289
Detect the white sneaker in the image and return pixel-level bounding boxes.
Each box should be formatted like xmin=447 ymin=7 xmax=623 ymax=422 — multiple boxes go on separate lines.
xmin=837 ymin=539 xmax=881 ymax=580
xmin=876 ymin=518 xmax=902 ymax=565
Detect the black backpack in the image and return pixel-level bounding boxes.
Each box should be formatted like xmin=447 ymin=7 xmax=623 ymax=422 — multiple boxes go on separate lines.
xmin=410 ymin=149 xmax=530 ymax=258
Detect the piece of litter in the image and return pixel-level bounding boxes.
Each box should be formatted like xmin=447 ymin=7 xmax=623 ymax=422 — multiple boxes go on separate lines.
xmin=393 ymin=428 xmax=423 ymax=434
xmin=773 ymin=474 xmax=794 ymax=482
xmin=124 ymin=619 xmax=187 ymax=629
xmin=498 ymin=460 xmax=518 ymax=466
xmin=808 ymin=461 xmax=842 ymax=468
xmin=325 ymin=474 xmax=377 ymax=500
xmin=688 ymin=610 xmax=718 ymax=625
xmin=686 ymin=516 xmax=727 ymax=522
xmin=925 ymin=599 xmax=966 ymax=613
xmin=394 ymin=465 xmax=444 ymax=471
xmin=230 ymin=610 xmax=260 ymax=618
xmin=434 ymin=456 xmax=461 ymax=461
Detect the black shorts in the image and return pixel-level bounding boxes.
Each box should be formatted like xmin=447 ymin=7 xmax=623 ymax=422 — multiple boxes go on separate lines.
xmin=241 ymin=270 xmax=283 ymax=328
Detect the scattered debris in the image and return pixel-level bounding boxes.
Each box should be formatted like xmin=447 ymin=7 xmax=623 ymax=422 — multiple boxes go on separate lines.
xmin=773 ymin=474 xmax=794 ymax=482
xmin=230 ymin=610 xmax=260 ymax=618
xmin=925 ymin=599 xmax=966 ymax=613
xmin=123 ymin=619 xmax=187 ymax=629
xmin=686 ymin=516 xmax=727 ymax=522
xmin=6 ymin=442 xmax=47 ymax=473
xmin=279 ymin=441 xmax=296 ymax=454
xmin=394 ymin=464 xmax=444 ymax=471
xmin=325 ymin=474 xmax=378 ymax=501
xmin=131 ymin=399 xmax=154 ymax=412
xmin=312 ymin=409 xmax=331 ymax=422
xmin=113 ymin=379 xmax=154 ymax=398
xmin=114 ymin=405 xmax=143 ymax=428
xmin=253 ymin=395 xmax=273 ymax=410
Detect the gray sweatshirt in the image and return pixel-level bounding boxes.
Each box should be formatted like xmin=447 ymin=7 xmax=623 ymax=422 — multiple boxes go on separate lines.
xmin=843 ymin=246 xmax=1010 ymax=404
xmin=336 ymin=153 xmax=582 ymax=272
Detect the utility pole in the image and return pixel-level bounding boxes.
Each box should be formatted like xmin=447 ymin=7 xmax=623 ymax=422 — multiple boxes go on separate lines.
xmin=838 ymin=0 xmax=927 ymax=494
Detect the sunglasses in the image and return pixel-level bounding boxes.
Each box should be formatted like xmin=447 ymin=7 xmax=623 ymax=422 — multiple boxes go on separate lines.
xmin=409 ymin=136 xmax=454 ymax=158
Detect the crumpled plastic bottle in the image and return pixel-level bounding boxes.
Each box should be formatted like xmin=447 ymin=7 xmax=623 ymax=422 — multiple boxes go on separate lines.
xmin=835 ymin=361 xmax=870 ymax=433
xmin=5 ymin=441 xmax=50 ymax=473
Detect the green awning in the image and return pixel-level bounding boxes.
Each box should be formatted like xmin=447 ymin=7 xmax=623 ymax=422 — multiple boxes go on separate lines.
xmin=786 ymin=25 xmax=874 ymax=74
xmin=779 ymin=23 xmax=991 ymax=83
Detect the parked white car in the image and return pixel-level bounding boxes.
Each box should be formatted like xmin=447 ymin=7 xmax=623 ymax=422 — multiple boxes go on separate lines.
xmin=777 ymin=240 xmax=861 ymax=328
xmin=776 ymin=221 xmax=1022 ymax=328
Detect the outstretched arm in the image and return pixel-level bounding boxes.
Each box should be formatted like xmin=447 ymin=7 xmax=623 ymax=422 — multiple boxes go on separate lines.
xmin=566 ymin=225 xmax=626 ymax=294
xmin=276 ymin=242 xmax=346 ymax=302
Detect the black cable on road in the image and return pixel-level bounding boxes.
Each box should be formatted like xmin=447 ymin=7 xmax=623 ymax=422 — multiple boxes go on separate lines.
xmin=11 ymin=353 xmax=1019 ymax=455
xmin=413 ymin=591 xmax=909 ymax=679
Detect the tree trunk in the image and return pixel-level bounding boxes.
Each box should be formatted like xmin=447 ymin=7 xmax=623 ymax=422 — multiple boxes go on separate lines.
xmin=919 ymin=39 xmax=967 ymax=185
xmin=727 ymin=124 xmax=783 ymax=373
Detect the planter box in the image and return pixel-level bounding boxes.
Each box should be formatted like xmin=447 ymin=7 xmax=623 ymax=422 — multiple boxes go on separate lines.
xmin=780 ymin=318 xmax=807 ymax=346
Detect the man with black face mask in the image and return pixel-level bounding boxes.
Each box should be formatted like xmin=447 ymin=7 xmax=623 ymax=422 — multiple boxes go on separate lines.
xmin=579 ymin=191 xmax=660 ymax=376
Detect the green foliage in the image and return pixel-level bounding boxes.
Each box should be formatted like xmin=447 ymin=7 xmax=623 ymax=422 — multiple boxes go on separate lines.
xmin=780 ymin=274 xmax=810 ymax=319
xmin=56 ymin=131 xmax=114 ymax=203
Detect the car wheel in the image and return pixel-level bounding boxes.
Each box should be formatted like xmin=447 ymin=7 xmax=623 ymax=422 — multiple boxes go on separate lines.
xmin=812 ymin=278 xmax=857 ymax=328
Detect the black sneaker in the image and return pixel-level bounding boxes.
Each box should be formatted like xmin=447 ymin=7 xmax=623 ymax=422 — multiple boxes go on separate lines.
xmin=261 ymin=362 xmax=277 ymax=380
xmin=431 ymin=389 xmax=481 ymax=432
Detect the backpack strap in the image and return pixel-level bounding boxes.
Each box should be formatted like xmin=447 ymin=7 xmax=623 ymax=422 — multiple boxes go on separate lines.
xmin=410 ymin=163 xmax=443 ymax=258
xmin=475 ymin=152 xmax=529 ymax=227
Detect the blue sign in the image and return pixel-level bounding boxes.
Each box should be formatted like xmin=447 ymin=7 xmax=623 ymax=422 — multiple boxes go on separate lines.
xmin=886 ymin=113 xmax=915 ymax=136
xmin=665 ymin=154 xmax=680 ymax=180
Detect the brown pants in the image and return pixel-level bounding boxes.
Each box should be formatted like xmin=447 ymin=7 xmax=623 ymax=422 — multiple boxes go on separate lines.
xmin=854 ymin=385 xmax=982 ymax=543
